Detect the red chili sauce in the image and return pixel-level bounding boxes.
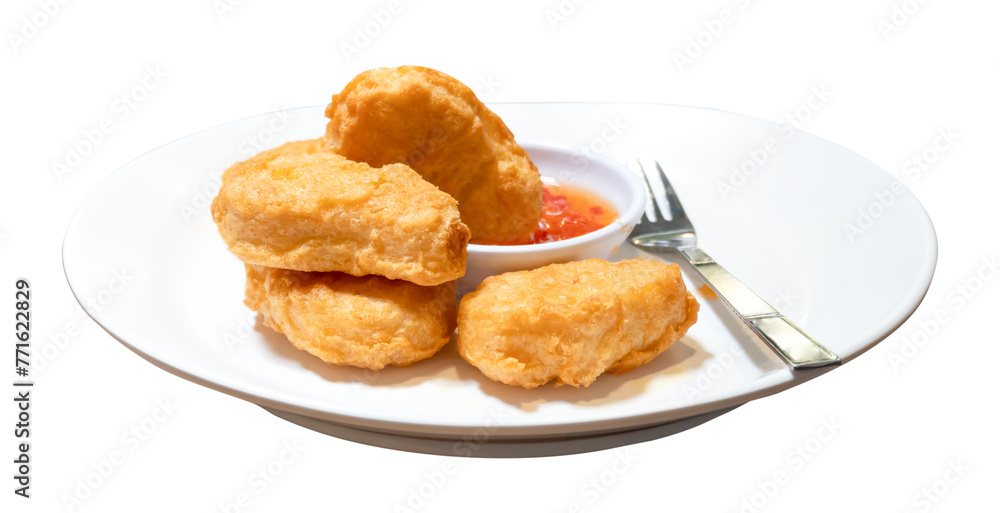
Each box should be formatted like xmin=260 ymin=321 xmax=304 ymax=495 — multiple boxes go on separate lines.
xmin=487 ymin=184 xmax=618 ymax=245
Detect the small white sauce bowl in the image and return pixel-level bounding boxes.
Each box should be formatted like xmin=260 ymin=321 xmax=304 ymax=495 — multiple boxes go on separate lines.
xmin=458 ymin=144 xmax=646 ymax=293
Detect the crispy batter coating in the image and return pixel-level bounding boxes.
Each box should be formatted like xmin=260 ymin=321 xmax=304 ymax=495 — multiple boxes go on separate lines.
xmin=211 ymin=139 xmax=470 ymax=286
xmin=324 ymin=66 xmax=543 ymax=244
xmin=244 ymin=265 xmax=456 ymax=370
xmin=457 ymin=259 xmax=700 ymax=388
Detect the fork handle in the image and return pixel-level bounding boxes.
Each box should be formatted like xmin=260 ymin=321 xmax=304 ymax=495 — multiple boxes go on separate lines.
xmin=679 ymin=247 xmax=841 ymax=369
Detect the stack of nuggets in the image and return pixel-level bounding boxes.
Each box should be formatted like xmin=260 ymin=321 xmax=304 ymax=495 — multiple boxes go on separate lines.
xmin=211 ymin=65 xmax=546 ymax=370
xmin=212 ymin=139 xmax=469 ymax=369
xmin=211 ymin=65 xmax=700 ymax=387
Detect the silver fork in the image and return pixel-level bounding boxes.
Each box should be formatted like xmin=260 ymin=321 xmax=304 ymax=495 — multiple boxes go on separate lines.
xmin=628 ymin=159 xmax=840 ymax=370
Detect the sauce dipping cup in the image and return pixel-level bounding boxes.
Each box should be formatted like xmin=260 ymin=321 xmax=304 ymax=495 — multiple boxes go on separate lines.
xmin=458 ymin=144 xmax=647 ymax=293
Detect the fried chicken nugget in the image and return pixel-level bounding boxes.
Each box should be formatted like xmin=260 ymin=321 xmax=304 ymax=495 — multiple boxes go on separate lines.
xmin=324 ymin=66 xmax=543 ymax=244
xmin=457 ymin=259 xmax=700 ymax=388
xmin=211 ymin=139 xmax=470 ymax=286
xmin=244 ymin=265 xmax=456 ymax=370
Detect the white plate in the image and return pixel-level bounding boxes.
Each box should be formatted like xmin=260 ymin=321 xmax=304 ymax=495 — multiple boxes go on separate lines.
xmin=63 ymin=103 xmax=936 ymax=439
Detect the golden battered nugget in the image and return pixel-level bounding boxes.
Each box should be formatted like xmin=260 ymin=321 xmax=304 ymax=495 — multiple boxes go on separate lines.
xmin=457 ymin=259 xmax=699 ymax=388
xmin=324 ymin=66 xmax=543 ymax=244
xmin=244 ymin=265 xmax=456 ymax=370
xmin=211 ymin=139 xmax=470 ymax=286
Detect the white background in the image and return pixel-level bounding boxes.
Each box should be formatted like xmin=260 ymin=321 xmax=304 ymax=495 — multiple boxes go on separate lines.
xmin=3 ymin=0 xmax=998 ymax=511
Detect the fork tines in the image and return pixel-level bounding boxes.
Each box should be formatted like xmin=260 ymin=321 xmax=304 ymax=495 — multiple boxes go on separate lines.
xmin=629 ymin=158 xmax=689 ymax=224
